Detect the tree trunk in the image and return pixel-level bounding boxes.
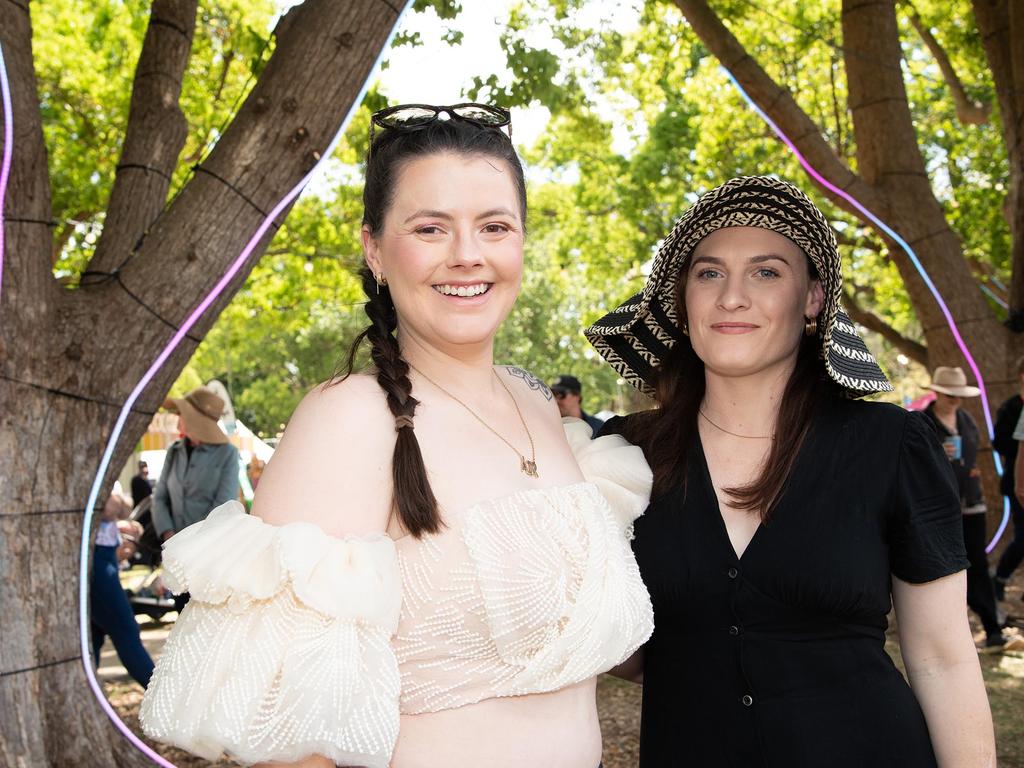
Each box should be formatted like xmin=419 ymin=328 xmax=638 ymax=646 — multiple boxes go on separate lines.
xmin=972 ymin=0 xmax=1024 ymax=318
xmin=0 ymin=1 xmax=405 ymax=765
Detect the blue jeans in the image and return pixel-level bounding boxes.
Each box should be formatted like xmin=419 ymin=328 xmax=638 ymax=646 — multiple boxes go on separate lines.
xmin=91 ymin=545 xmax=154 ymax=688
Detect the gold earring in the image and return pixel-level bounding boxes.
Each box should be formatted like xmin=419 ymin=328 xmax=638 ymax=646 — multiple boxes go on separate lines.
xmin=804 ymin=315 xmax=818 ymax=337
xmin=375 ymin=273 xmax=387 ymax=295
xmin=681 ymin=320 xmax=690 ymax=337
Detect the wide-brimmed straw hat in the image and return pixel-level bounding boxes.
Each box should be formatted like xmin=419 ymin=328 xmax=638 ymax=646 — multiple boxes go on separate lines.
xmin=928 ymin=367 xmax=980 ymax=398
xmin=584 ymin=176 xmax=892 ymax=398
xmin=162 ymin=386 xmax=228 ymax=444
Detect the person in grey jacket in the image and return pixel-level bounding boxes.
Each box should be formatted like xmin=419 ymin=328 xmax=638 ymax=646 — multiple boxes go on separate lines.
xmin=153 ymin=386 xmax=240 ymax=542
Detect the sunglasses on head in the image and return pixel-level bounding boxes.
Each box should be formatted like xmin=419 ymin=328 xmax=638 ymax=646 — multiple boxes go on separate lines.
xmin=369 ymin=103 xmax=512 ymax=147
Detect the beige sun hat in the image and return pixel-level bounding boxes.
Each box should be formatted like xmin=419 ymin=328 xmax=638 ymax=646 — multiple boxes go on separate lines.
xmin=928 ymin=366 xmax=981 ymax=398
xmin=162 ymin=386 xmax=228 ymax=444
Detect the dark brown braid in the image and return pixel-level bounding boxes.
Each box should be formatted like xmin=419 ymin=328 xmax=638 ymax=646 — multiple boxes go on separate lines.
xmin=336 ymin=266 xmax=440 ymax=537
xmin=335 ymin=117 xmax=526 ymax=538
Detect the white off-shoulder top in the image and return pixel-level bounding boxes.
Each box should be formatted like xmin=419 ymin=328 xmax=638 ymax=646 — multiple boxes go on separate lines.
xmin=140 ymin=419 xmax=653 ymax=767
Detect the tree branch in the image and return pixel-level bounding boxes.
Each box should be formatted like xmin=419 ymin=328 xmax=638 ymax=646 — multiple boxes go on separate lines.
xmin=0 ymin=0 xmax=58 ymax=350
xmin=832 ymin=226 xmax=885 ymax=252
xmin=108 ymin=0 xmax=404 ymax=352
xmin=842 ymin=0 xmax=931 ymax=188
xmin=843 ymin=288 xmax=929 ymax=365
xmin=828 ymin=56 xmax=846 ymax=156
xmin=965 ymin=255 xmax=1009 ymax=304
xmin=672 ymin=0 xmax=886 ymax=219
xmin=87 ymin=0 xmax=197 ymax=277
xmin=973 ymin=0 xmax=1024 ymax=312
xmin=904 ymin=4 xmax=990 ymax=125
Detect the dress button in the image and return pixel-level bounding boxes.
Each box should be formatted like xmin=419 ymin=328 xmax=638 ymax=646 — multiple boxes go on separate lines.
xmin=729 ymin=625 xmax=740 ymax=636
xmin=727 ymin=567 xmax=739 ymax=579
xmin=741 ymin=694 xmax=754 ymax=707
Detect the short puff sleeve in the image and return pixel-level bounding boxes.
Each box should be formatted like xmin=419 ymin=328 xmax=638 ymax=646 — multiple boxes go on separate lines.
xmin=563 ymin=417 xmax=653 ymax=536
xmin=889 ymin=411 xmax=970 ymax=584
xmin=139 ymin=501 xmax=401 ymax=767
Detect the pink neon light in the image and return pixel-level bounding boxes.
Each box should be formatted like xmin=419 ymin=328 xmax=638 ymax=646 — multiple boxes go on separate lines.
xmin=0 ymin=43 xmax=13 ymax=306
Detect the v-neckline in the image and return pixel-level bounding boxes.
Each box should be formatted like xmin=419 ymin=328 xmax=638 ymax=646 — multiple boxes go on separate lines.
xmin=694 ymin=434 xmax=765 ymax=563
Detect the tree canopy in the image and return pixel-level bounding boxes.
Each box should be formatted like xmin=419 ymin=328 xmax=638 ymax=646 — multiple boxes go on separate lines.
xmin=37 ymin=0 xmax=1017 ymax=437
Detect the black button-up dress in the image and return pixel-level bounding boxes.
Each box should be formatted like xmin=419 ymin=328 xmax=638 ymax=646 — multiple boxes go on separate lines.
xmin=605 ymin=398 xmax=969 ymax=768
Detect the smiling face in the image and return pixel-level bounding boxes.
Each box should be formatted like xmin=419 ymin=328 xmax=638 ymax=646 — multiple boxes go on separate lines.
xmin=683 ymin=226 xmax=824 ymax=382
xmin=362 ymin=151 xmax=524 ymax=354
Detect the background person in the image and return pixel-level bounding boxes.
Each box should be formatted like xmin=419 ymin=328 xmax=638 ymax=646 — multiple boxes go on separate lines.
xmin=588 ymin=176 xmax=994 ymax=768
xmin=923 ymin=366 xmax=1006 ymax=649
xmin=996 ymin=358 xmax=1024 ymax=601
xmin=151 ymin=386 xmax=239 ymax=613
xmin=550 ymin=374 xmax=605 ymax=437
xmin=91 ymin=484 xmax=154 ymax=688
xmin=130 ymin=459 xmax=152 ymax=507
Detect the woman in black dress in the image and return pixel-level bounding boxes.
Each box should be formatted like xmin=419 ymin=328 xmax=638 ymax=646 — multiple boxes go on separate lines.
xmin=586 ymin=177 xmax=995 ymax=767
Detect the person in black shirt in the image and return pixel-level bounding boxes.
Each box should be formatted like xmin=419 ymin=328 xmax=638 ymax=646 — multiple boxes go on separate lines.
xmin=130 ymin=460 xmax=153 ymax=507
xmin=550 ymin=374 xmax=605 ymax=437
xmin=585 ymin=177 xmax=993 ymax=767
xmin=993 ymin=356 xmax=1024 ymax=600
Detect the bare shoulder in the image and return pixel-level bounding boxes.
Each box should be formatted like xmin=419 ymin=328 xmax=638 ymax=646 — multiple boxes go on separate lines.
xmin=250 ymin=374 xmax=395 ymax=537
xmin=499 ymin=365 xmax=560 ymax=423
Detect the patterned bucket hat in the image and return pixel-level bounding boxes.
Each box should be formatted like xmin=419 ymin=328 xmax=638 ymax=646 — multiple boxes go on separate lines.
xmin=585 ymin=176 xmax=892 ymax=398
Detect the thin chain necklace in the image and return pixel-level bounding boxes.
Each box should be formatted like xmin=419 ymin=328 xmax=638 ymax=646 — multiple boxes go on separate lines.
xmin=699 ymin=409 xmax=773 ymax=440
xmin=408 ymin=363 xmax=539 ymax=477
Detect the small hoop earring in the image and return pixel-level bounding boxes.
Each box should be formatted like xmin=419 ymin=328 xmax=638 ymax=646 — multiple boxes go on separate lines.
xmin=804 ymin=315 xmax=818 ymax=337
xmin=375 ymin=273 xmax=387 ymax=295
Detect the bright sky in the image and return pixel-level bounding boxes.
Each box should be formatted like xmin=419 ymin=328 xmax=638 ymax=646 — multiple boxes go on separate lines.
xmin=373 ymin=2 xmax=553 ymax=148
xmin=276 ymin=1 xmax=643 ymax=155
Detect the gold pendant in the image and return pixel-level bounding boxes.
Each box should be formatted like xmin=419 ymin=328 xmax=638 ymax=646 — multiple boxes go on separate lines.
xmin=520 ymin=456 xmax=539 ymax=478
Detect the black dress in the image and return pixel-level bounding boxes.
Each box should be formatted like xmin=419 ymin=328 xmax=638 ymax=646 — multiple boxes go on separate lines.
xmin=604 ymin=398 xmax=969 ymax=768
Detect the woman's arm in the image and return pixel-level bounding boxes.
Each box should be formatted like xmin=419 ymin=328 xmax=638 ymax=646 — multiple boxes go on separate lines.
xmin=892 ymin=571 xmax=995 ymax=768
xmin=606 ymin=648 xmax=644 ymax=684
xmin=251 ymin=381 xmax=399 ymax=768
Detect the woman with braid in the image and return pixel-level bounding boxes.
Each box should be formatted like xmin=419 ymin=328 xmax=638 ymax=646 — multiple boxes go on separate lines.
xmin=140 ymin=105 xmax=653 ymax=768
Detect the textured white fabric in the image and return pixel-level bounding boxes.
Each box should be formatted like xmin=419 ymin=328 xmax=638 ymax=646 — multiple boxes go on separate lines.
xmin=561 ymin=417 xmax=651 ymax=536
xmin=394 ymin=419 xmax=653 ymax=713
xmin=140 ymin=422 xmax=653 ymax=765
xmin=140 ymin=502 xmax=402 ymax=767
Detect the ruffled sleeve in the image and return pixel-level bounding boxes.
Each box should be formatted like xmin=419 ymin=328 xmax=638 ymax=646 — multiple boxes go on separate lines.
xmin=140 ymin=501 xmax=401 ymax=767
xmin=563 ymin=417 xmax=653 ymax=535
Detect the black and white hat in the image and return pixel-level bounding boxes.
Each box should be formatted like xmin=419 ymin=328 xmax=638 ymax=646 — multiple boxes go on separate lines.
xmin=584 ymin=176 xmax=892 ymax=398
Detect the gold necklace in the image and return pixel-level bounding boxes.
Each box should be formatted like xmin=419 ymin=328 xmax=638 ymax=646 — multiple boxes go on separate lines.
xmin=409 ymin=364 xmax=539 ymax=477
xmin=699 ymin=409 xmax=773 ymax=440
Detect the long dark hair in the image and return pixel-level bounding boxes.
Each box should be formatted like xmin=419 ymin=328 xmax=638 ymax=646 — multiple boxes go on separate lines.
xmin=335 ymin=118 xmax=527 ymax=538
xmin=621 ymin=258 xmax=837 ymax=519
